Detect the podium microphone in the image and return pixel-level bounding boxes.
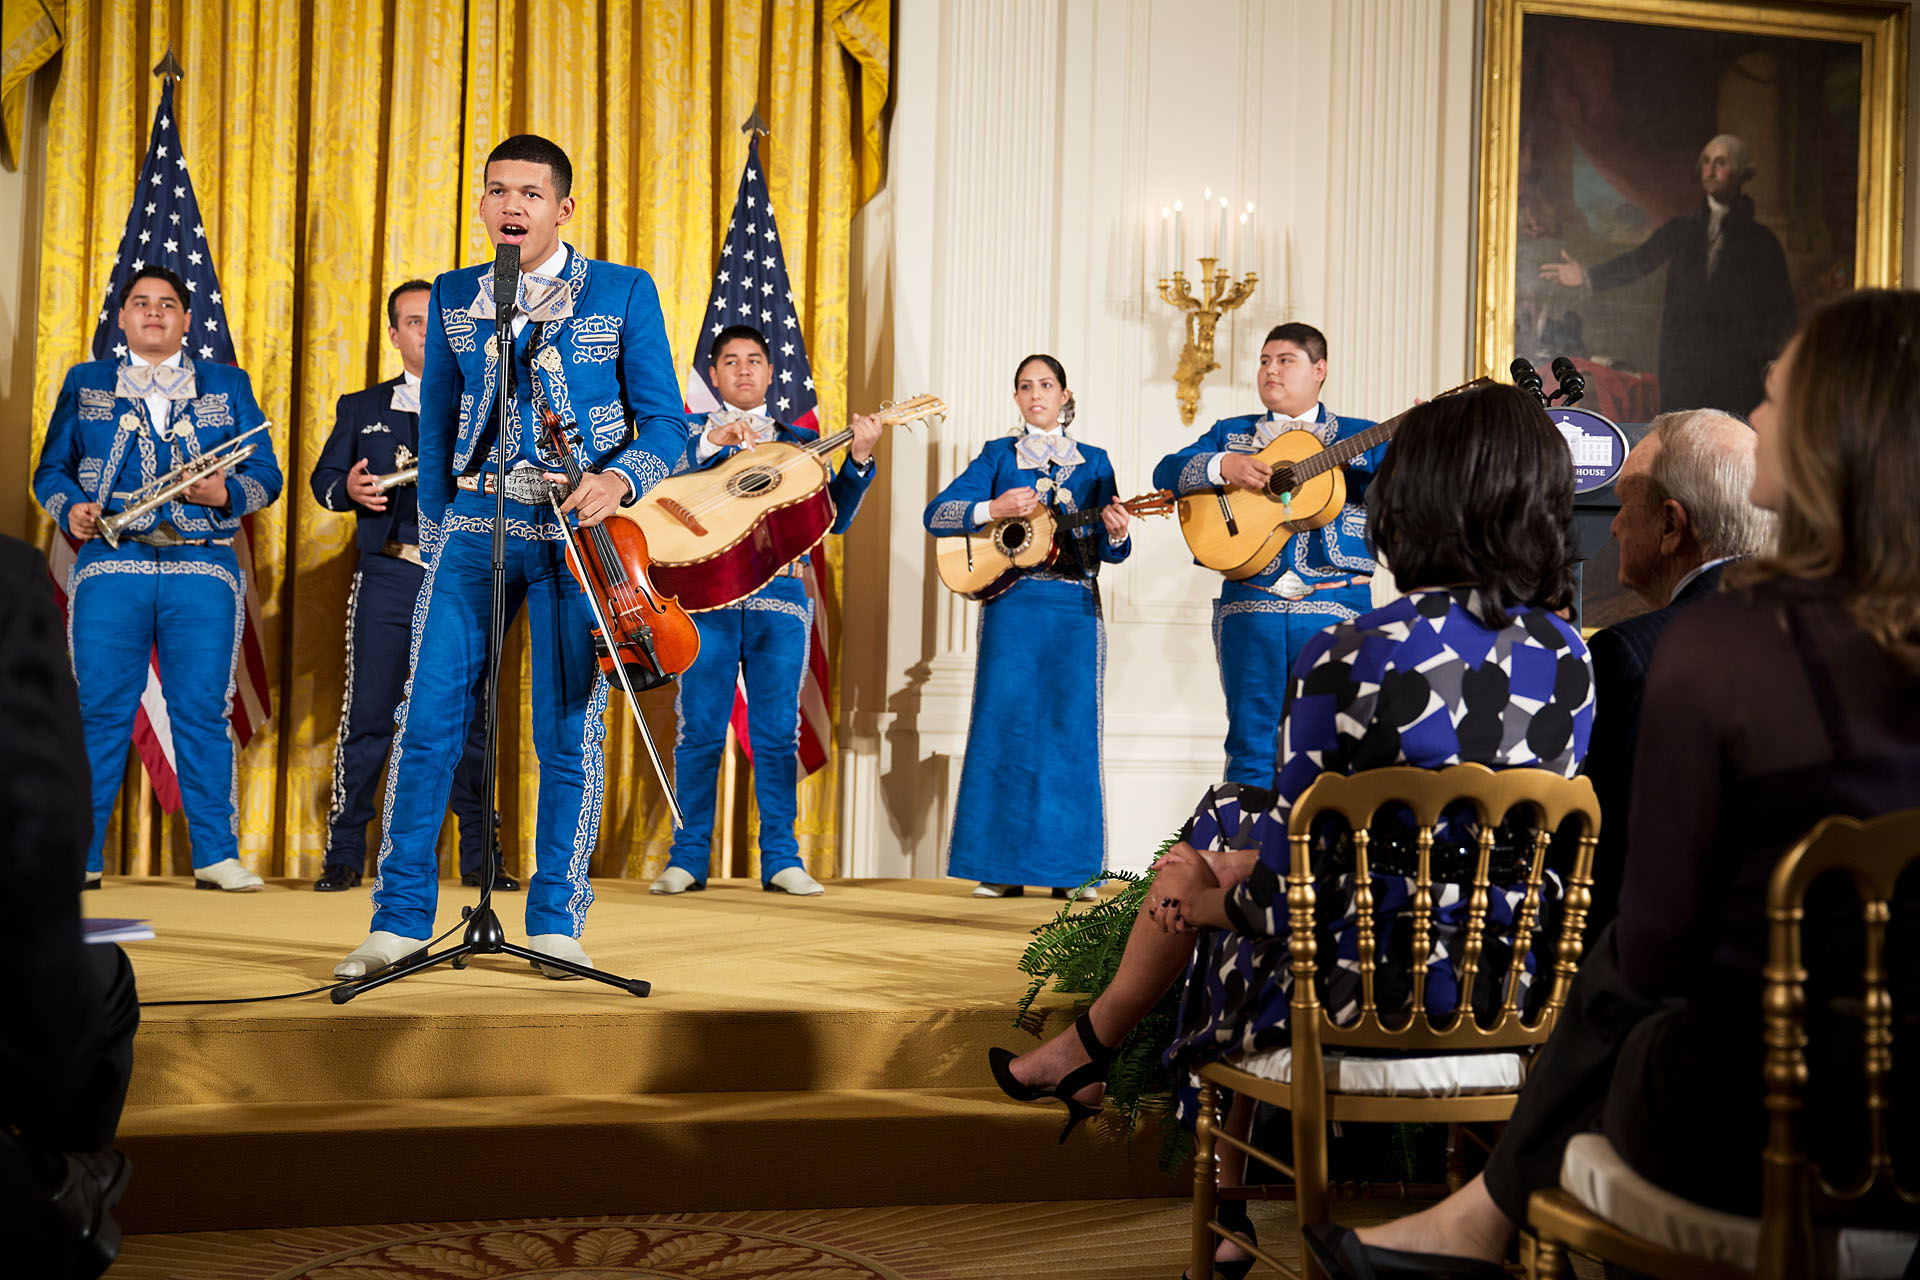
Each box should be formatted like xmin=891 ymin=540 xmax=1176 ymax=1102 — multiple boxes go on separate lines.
xmin=1510 ymin=357 xmax=1546 ymax=405
xmin=1550 ymin=356 xmax=1587 ymax=407
xmin=491 ymin=242 xmax=521 ymax=329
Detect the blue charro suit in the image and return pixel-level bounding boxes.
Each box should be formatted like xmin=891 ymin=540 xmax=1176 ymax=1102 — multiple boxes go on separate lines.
xmin=664 ymin=413 xmax=876 ymax=884
xmin=924 ymin=431 xmax=1130 ymax=888
xmin=33 ymin=354 xmax=283 ymax=872
xmin=371 ymin=244 xmax=687 ymax=941
xmin=310 ymin=375 xmax=490 ymax=877
xmin=1153 ymin=404 xmax=1384 ymax=785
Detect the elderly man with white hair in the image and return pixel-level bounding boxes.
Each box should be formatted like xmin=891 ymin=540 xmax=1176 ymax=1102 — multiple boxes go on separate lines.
xmin=1581 ymin=407 xmax=1776 ymax=931
xmin=1541 ymin=133 xmax=1797 ymax=416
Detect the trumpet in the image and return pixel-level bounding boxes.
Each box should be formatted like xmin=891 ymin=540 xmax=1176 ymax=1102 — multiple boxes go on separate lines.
xmin=372 ymin=465 xmax=417 ymax=493
xmin=98 ymin=423 xmax=272 ymax=549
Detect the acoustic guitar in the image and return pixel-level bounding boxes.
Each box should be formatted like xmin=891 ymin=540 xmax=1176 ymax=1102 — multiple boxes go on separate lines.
xmin=936 ymin=490 xmax=1175 ymax=601
xmin=1177 ymin=379 xmax=1484 ymax=580
xmin=635 ymin=394 xmax=945 ymax=612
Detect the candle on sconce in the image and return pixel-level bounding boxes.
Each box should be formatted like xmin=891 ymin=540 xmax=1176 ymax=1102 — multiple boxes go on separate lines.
xmin=1217 ymin=197 xmax=1229 ymax=270
xmin=1237 ymin=212 xmax=1248 ymax=274
xmin=1160 ymin=207 xmax=1172 ymax=278
xmin=1173 ymin=200 xmax=1185 ymax=271
xmin=1201 ymin=189 xmax=1214 ymax=258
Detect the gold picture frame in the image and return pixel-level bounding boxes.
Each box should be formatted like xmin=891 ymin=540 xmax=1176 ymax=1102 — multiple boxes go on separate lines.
xmin=1475 ymin=0 xmax=1907 ymax=417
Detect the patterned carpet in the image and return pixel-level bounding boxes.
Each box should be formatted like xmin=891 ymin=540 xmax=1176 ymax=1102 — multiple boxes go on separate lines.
xmin=113 ymin=1199 xmax=1606 ymax=1278
xmin=111 ymin=1199 xmax=1319 ymax=1279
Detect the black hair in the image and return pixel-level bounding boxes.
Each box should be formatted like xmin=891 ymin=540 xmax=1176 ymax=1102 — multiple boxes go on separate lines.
xmin=709 ymin=324 xmax=771 ymax=364
xmin=1366 ymin=382 xmax=1575 ymax=627
xmin=119 ymin=264 xmax=189 ymax=311
xmin=1264 ymin=322 xmax=1327 ymax=364
xmin=1014 ymin=353 xmax=1075 ymax=428
xmin=386 ymin=279 xmax=431 ymax=329
xmin=486 ymin=134 xmax=574 ymax=199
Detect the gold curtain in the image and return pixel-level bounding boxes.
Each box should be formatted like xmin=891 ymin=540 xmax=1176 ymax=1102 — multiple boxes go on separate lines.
xmin=27 ymin=0 xmax=886 ymax=882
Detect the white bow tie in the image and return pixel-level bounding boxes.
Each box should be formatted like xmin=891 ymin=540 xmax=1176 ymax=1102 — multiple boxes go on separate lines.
xmin=116 ymin=363 xmax=196 ymax=402
xmin=1015 ymin=431 xmax=1083 ymax=470
xmin=1253 ymin=414 xmax=1316 ymax=448
xmin=708 ymin=407 xmax=778 ymax=443
xmin=468 ymin=270 xmax=575 ymax=323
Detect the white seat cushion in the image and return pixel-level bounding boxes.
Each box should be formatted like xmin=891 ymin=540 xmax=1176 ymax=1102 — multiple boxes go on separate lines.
xmin=1559 ymin=1131 xmax=1918 ymax=1278
xmin=1227 ymin=1045 xmax=1525 ymax=1097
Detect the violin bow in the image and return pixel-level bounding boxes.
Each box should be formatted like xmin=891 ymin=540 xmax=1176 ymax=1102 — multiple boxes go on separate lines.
xmin=545 ymin=486 xmax=687 ymax=830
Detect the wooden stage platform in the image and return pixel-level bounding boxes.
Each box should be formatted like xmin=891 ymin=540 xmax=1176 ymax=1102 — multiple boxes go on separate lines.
xmin=93 ymin=877 xmax=1180 ymax=1233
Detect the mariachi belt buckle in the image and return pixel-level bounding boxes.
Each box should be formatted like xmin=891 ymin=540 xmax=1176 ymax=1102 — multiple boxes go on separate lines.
xmin=1275 ymin=570 xmax=1311 ymax=601
xmin=504 ymin=466 xmax=558 ymax=506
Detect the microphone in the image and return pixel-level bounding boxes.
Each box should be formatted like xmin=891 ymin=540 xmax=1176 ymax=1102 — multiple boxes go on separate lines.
xmin=1550 ymin=356 xmax=1587 ymax=407
xmin=491 ymin=242 xmax=521 ymax=327
xmin=1510 ymin=357 xmax=1546 ymax=404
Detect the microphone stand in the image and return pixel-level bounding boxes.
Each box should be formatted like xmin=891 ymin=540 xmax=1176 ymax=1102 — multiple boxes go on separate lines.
xmin=334 ymin=245 xmax=649 ymax=1002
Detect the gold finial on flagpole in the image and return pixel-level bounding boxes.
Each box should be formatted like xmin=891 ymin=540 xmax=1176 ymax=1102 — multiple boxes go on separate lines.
xmin=740 ymin=109 xmax=770 ymax=137
xmin=153 ymin=45 xmax=185 ymax=82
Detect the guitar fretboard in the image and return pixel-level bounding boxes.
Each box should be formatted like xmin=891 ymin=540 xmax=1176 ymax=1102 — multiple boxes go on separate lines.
xmin=1284 ymin=418 xmax=1398 ymax=484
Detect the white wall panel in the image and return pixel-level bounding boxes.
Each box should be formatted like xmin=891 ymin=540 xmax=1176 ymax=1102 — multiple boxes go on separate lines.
xmin=842 ymin=0 xmax=1480 ymax=880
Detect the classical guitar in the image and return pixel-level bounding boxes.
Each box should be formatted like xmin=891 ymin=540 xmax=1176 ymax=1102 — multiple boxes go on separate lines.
xmin=936 ymin=490 xmax=1175 ymax=601
xmin=1177 ymin=378 xmax=1487 ymax=580
xmin=634 ymin=394 xmax=946 ymax=611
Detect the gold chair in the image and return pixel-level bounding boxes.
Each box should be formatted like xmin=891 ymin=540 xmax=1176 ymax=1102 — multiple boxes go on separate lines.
xmin=1524 ymin=807 xmax=1920 ymax=1280
xmin=1190 ymin=763 xmax=1601 ymax=1280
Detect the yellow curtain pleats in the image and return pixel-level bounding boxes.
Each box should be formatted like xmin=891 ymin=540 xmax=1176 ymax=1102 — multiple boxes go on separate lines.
xmin=27 ymin=0 xmax=887 ymax=883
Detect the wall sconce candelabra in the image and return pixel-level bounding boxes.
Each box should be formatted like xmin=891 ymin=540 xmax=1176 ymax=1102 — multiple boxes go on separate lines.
xmin=1156 ymin=192 xmax=1258 ymax=426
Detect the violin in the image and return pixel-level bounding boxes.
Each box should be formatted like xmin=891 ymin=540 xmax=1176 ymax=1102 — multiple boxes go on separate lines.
xmin=540 ymin=409 xmax=700 ymax=693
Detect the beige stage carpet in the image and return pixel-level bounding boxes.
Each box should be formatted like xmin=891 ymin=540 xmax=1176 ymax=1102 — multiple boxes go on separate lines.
xmin=92 ymin=878 xmax=1182 ymax=1233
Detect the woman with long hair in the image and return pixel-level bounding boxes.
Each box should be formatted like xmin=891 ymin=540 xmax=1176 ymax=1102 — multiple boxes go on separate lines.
xmin=924 ymin=354 xmax=1132 ymax=897
xmin=1319 ymin=290 xmax=1920 ymax=1278
xmin=988 ymin=382 xmax=1595 ymax=1277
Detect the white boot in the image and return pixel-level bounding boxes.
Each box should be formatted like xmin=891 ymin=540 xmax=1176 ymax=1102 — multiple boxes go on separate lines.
xmin=194 ymin=858 xmax=264 ymax=893
xmin=83 ymin=871 xmax=102 ymax=890
xmin=649 ymin=867 xmax=701 ymax=895
xmin=333 ymin=931 xmax=421 ymax=979
xmin=765 ymin=866 xmax=824 ymax=896
xmin=527 ymin=933 xmax=591 ymax=980
xmin=972 ymin=882 xmax=1023 ymax=898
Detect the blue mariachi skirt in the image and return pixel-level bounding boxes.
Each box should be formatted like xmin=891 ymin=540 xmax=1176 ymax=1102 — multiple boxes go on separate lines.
xmin=946 ymin=575 xmax=1107 ymax=887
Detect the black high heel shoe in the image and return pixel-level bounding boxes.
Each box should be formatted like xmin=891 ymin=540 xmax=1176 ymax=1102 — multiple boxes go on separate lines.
xmin=986 ymin=1011 xmax=1115 ymax=1143
xmin=1182 ymin=1198 xmax=1257 ymax=1279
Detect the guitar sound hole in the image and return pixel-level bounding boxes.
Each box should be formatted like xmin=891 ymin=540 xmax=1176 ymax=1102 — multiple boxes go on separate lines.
xmin=996 ymin=522 xmax=1029 ymax=554
xmin=1266 ymin=469 xmax=1297 ymax=499
xmin=728 ymin=467 xmax=781 ymax=497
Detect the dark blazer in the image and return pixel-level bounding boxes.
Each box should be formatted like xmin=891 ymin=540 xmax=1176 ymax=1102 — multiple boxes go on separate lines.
xmin=310 ymin=375 xmax=419 ymax=553
xmin=0 ymin=535 xmax=93 ymax=1122
xmin=1582 ymin=560 xmax=1730 ymax=929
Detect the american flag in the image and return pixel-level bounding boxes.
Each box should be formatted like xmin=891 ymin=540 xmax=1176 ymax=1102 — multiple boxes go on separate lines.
xmin=686 ymin=149 xmax=832 ymax=777
xmin=48 ymin=76 xmax=272 ymax=812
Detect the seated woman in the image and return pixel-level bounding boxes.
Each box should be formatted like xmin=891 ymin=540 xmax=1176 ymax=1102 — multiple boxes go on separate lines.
xmin=988 ymin=382 xmax=1593 ymax=1274
xmin=1317 ymin=289 xmax=1920 ymax=1279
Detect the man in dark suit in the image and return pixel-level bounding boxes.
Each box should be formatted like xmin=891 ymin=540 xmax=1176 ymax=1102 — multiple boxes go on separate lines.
xmin=0 ymin=533 xmax=138 ymax=1277
xmin=1541 ymin=134 xmax=1797 ymax=416
xmin=309 ymin=281 xmax=503 ymax=892
xmin=1583 ymin=408 xmax=1775 ymax=926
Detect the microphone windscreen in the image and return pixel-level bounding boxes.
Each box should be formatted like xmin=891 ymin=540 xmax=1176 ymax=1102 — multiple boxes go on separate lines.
xmin=492 ymin=243 xmax=521 ymax=311
xmin=1550 ymin=356 xmax=1578 ymax=381
xmin=1510 ymin=357 xmax=1543 ymax=390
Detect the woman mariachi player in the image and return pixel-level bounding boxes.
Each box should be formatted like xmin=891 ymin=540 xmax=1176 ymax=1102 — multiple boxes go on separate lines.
xmin=923 ymin=354 xmax=1131 ymax=898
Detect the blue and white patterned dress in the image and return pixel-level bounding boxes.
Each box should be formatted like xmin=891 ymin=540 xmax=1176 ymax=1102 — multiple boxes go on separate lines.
xmin=1165 ymin=588 xmax=1595 ymax=1087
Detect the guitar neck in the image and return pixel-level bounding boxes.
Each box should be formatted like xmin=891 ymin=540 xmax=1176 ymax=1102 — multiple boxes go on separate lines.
xmin=807 ymin=426 xmax=855 ymax=456
xmin=1288 ymin=417 xmax=1398 ymax=483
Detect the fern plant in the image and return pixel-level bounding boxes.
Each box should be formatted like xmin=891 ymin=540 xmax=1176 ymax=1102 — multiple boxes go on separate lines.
xmin=1011 ymin=834 xmax=1192 ymax=1169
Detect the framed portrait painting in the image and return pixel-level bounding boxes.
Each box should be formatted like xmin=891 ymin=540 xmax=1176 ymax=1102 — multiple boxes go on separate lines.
xmin=1476 ymin=0 xmax=1906 ymax=427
